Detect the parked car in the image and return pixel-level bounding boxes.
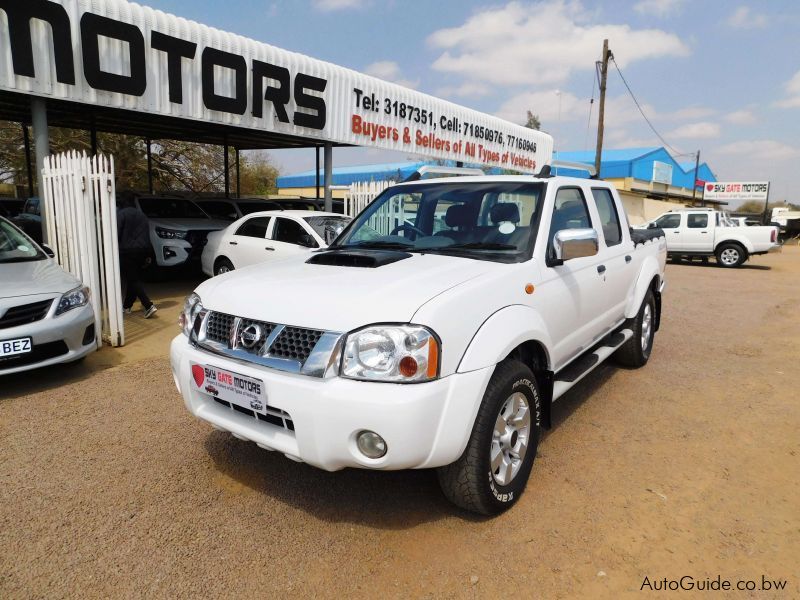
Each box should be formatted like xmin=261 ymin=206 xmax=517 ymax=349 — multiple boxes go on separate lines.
xmin=640 ymin=208 xmax=779 ymax=267
xmin=171 ymin=172 xmax=667 ymax=515
xmin=11 ymin=196 xmax=43 ymax=243
xmin=0 ymin=197 xmax=25 ymax=219
xmin=201 ymin=210 xmax=350 ymax=276
xmin=194 ymin=197 xmax=285 ymax=221
xmin=134 ymin=196 xmax=230 ymax=267
xmin=0 ymin=217 xmax=96 ymax=375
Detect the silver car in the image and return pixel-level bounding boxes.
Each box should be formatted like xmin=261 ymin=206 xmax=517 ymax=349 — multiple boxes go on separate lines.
xmin=0 ymin=217 xmax=96 ymax=375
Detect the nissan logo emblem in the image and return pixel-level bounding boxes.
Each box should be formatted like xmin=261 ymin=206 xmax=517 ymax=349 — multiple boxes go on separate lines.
xmin=239 ymin=324 xmax=263 ymax=349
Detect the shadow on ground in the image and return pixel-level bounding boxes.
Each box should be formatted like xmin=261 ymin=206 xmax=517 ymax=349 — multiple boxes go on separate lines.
xmin=202 ymin=362 xmax=620 ymax=527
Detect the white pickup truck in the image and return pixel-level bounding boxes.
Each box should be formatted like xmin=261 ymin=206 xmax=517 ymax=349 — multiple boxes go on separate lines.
xmin=642 ymin=208 xmax=779 ymax=267
xmin=170 ymin=172 xmax=667 ymax=515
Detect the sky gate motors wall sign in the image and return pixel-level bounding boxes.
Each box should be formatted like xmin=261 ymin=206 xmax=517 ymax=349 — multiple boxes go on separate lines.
xmin=703 ymin=181 xmax=770 ymax=202
xmin=0 ymin=0 xmax=552 ymax=173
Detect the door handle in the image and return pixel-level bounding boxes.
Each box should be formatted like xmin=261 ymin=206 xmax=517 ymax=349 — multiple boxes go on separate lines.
xmin=264 ymin=247 xmax=275 ymax=251
xmin=597 ymin=264 xmax=606 ymax=274
xmin=229 ymin=241 xmax=238 ymax=245
xmin=700 ymin=231 xmax=708 ymax=234
xmin=625 ymin=255 xmax=632 ymax=263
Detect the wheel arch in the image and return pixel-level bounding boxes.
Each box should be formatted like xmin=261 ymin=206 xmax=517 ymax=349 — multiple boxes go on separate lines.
xmin=715 ymin=236 xmax=752 ymax=255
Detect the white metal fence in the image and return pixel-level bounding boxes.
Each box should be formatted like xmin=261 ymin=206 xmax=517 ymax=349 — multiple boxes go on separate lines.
xmin=343 ymin=180 xmax=393 ymax=217
xmin=42 ymin=151 xmax=124 ymax=347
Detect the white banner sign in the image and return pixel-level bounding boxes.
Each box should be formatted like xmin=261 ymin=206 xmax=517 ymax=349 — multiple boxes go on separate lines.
xmin=652 ymin=160 xmax=673 ymax=185
xmin=0 ymin=0 xmax=553 ymax=173
xmin=703 ymin=181 xmax=769 ymax=202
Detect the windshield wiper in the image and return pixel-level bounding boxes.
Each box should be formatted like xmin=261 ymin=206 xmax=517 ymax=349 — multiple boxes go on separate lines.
xmin=444 ymin=242 xmax=518 ymax=251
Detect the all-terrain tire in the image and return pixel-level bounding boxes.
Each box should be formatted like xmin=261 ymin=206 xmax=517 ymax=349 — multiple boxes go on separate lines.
xmin=615 ymin=289 xmax=656 ymax=368
xmin=214 ymin=257 xmax=235 ymax=275
xmin=437 ymin=360 xmax=542 ymax=515
xmin=715 ymin=242 xmax=747 ymax=268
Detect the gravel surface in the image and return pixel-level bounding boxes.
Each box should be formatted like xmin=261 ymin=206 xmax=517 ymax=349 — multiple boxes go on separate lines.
xmin=2 ymin=248 xmax=799 ymax=598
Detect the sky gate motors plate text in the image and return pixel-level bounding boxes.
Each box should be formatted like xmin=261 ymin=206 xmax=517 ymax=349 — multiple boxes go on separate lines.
xmin=0 ymin=0 xmax=552 ymax=171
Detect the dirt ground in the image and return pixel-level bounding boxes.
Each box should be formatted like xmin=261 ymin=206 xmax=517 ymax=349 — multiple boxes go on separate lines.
xmin=2 ymin=247 xmax=799 ymax=598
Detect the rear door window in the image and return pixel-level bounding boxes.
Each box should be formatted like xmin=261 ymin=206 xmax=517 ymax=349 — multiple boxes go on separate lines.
xmin=591 ymin=188 xmax=622 ymax=246
xmin=687 ymin=214 xmax=709 ymax=228
xmin=235 ymin=216 xmax=271 ymax=238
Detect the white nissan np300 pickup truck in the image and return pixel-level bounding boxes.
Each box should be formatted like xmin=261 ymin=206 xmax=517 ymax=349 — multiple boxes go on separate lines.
xmin=170 ymin=173 xmax=667 ymax=515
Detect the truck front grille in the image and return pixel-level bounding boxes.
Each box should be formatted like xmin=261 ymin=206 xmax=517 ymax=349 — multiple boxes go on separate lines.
xmin=194 ymin=311 xmax=341 ymax=377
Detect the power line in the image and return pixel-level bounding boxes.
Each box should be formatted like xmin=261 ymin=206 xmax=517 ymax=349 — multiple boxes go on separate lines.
xmin=609 ymin=56 xmax=695 ymax=159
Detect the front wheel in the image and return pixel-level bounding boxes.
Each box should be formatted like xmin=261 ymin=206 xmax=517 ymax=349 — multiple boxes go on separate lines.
xmin=715 ymin=243 xmax=746 ymax=268
xmin=214 ymin=257 xmax=235 ymax=276
xmin=437 ymin=360 xmax=542 ymax=515
xmin=615 ymin=289 xmax=656 ymax=368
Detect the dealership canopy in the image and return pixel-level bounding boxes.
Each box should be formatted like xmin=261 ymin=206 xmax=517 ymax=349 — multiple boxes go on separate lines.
xmin=0 ymin=0 xmax=553 ymax=171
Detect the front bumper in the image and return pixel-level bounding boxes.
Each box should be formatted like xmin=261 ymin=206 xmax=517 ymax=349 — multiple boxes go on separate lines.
xmin=0 ymin=301 xmax=96 ymax=375
xmin=170 ymin=334 xmax=493 ymax=471
xmin=153 ymin=239 xmax=192 ymax=267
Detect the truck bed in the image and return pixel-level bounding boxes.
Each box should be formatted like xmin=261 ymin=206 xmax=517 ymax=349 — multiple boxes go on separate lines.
xmin=630 ymin=227 xmax=665 ymax=246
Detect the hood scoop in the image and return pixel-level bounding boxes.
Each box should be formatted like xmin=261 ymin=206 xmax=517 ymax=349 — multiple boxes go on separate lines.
xmin=306 ymin=249 xmax=412 ymax=268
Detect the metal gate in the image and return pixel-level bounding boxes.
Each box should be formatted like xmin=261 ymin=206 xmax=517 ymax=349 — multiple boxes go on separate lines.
xmin=41 ymin=151 xmax=124 ymax=347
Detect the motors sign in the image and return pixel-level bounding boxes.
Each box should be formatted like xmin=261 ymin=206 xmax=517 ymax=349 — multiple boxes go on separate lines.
xmin=703 ymin=181 xmax=770 ymax=202
xmin=0 ymin=0 xmax=552 ymax=172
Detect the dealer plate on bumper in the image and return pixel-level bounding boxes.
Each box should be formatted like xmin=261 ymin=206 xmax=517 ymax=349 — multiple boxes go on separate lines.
xmin=190 ymin=363 xmax=267 ymax=414
xmin=0 ymin=337 xmax=32 ymax=358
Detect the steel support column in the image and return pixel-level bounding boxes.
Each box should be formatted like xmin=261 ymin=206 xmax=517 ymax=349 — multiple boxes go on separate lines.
xmin=31 ymin=97 xmax=50 ymax=242
xmin=22 ymin=124 xmax=34 ymax=198
xmin=223 ymin=143 xmax=230 ymax=198
xmin=323 ymin=143 xmax=333 ymax=212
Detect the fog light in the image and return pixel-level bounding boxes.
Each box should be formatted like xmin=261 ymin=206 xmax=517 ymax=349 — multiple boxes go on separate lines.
xmin=356 ymin=430 xmax=387 ymax=459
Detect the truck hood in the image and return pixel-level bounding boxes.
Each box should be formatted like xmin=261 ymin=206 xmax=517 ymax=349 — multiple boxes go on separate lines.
xmin=1 ymin=259 xmax=79 ymax=299
xmin=195 ymin=252 xmax=494 ymax=332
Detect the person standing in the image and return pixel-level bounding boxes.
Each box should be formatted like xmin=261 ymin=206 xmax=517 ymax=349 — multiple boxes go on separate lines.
xmin=117 ymin=193 xmax=157 ymax=318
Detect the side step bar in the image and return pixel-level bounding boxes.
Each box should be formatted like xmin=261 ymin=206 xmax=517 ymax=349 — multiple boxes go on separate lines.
xmin=552 ymin=328 xmax=633 ymax=401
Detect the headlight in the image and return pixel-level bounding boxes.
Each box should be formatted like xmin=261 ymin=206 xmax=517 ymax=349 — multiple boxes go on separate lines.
xmin=179 ymin=292 xmax=203 ymax=336
xmin=55 ymin=285 xmax=90 ymax=316
xmin=155 ymin=227 xmax=187 ymax=239
xmin=341 ymin=324 xmax=440 ymax=383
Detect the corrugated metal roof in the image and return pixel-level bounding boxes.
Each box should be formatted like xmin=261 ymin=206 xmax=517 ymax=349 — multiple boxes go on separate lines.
xmin=277 ymin=146 xmax=717 ymax=189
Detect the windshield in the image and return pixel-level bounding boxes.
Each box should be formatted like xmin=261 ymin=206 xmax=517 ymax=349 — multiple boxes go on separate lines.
xmin=138 ymin=198 xmax=209 ymax=219
xmin=304 ymin=216 xmax=352 ymax=244
xmin=334 ymin=181 xmax=545 ymax=262
xmin=0 ymin=219 xmax=45 ymax=263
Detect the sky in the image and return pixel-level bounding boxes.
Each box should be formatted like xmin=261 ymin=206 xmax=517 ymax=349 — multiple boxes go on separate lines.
xmin=146 ymin=0 xmax=800 ymax=202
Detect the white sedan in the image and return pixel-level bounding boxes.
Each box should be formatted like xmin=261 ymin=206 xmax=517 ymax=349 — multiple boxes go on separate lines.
xmin=201 ymin=210 xmax=351 ymax=276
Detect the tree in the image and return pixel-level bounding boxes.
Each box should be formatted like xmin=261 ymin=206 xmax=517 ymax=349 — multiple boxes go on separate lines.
xmin=238 ymin=152 xmax=279 ymax=196
xmin=525 ymin=111 xmax=541 ymax=130
xmin=737 ymin=200 xmax=800 ymax=213
xmin=0 ymin=122 xmax=280 ymax=196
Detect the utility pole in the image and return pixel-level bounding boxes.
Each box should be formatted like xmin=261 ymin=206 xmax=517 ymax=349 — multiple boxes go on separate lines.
xmin=594 ymin=39 xmax=611 ymax=178
xmin=692 ymin=150 xmax=701 ymax=204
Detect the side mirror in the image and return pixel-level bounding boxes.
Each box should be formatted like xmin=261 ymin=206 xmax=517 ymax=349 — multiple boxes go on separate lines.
xmin=41 ymin=243 xmax=55 ymax=258
xmin=553 ymin=228 xmax=598 ymax=263
xmin=647 ymin=222 xmax=657 ymax=229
